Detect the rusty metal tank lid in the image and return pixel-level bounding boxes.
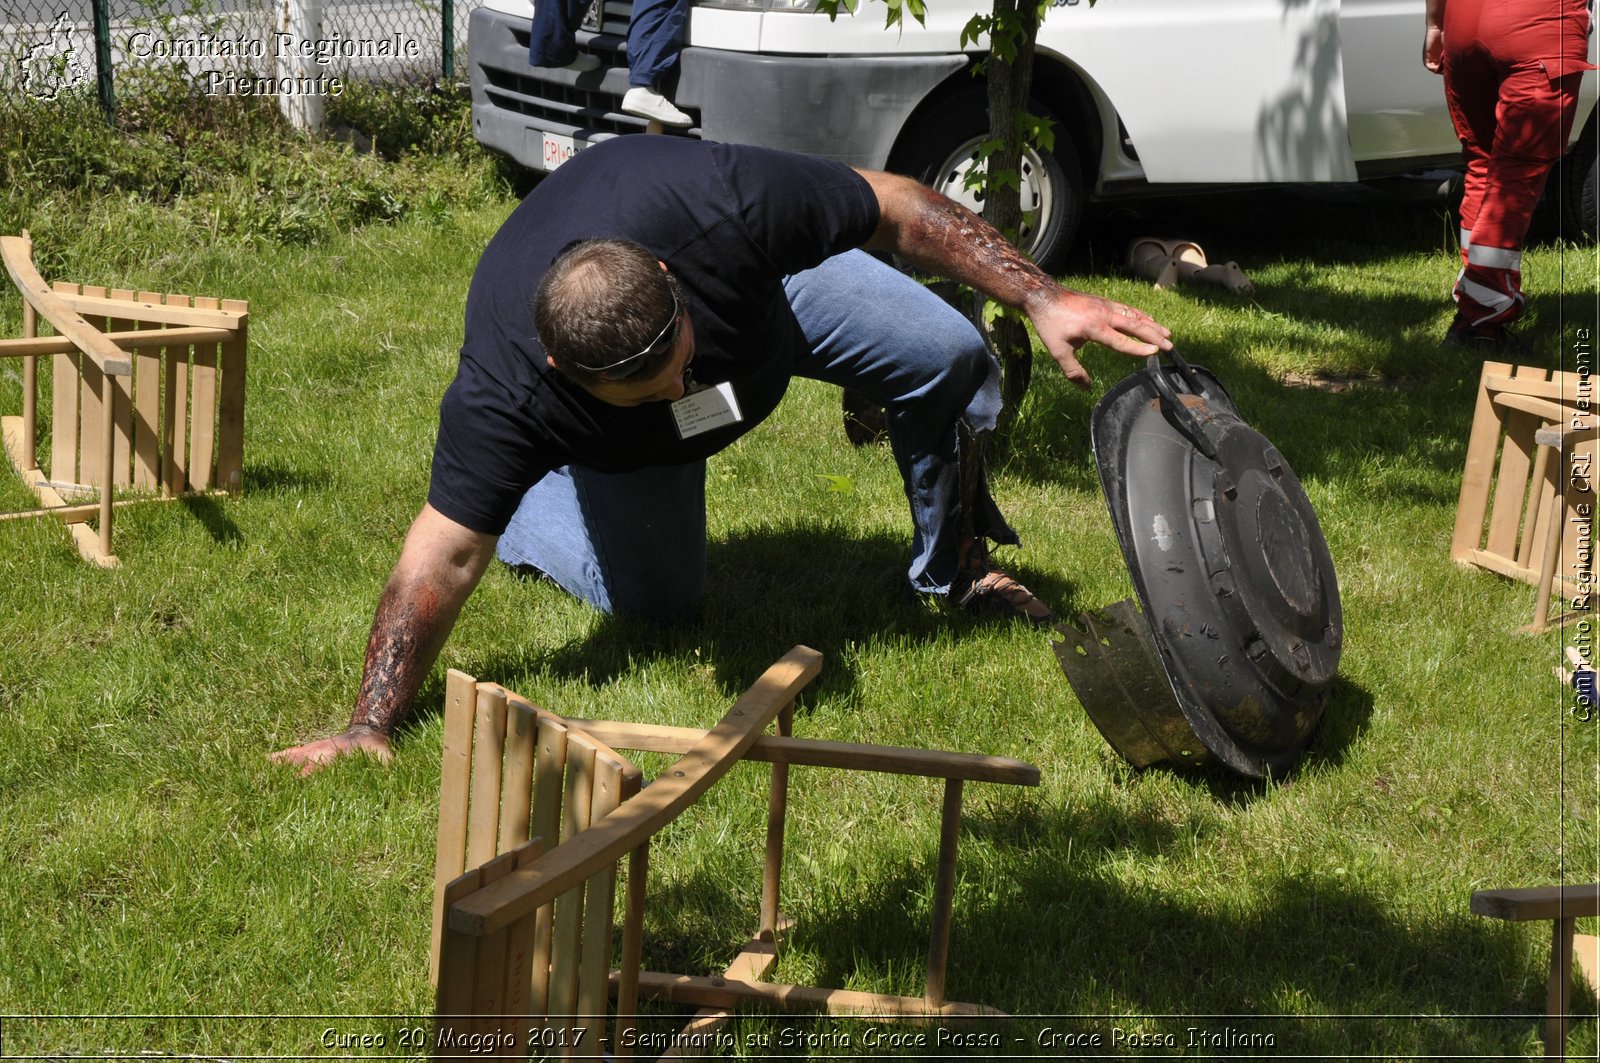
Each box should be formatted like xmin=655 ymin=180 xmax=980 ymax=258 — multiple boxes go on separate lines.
xmin=1056 ymin=352 xmax=1342 ymax=778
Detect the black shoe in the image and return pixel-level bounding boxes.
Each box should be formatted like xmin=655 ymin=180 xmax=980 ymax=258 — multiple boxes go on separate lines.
xmin=1442 ymin=317 xmax=1530 ymax=357
xmin=954 ymin=566 xmax=1056 ymax=627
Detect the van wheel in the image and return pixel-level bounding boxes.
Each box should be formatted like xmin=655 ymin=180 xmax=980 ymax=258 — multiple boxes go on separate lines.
xmin=890 ymin=89 xmax=1084 ymax=271
xmin=1558 ymin=116 xmax=1598 ymax=242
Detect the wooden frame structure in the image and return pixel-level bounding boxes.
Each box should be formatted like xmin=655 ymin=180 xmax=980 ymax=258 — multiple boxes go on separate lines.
xmin=0 ymin=233 xmax=247 ymax=567
xmin=433 ymin=646 xmax=1041 ymax=1059
xmin=1471 ymin=884 xmax=1600 ymax=1058
xmin=1451 ymin=362 xmax=1595 ymax=632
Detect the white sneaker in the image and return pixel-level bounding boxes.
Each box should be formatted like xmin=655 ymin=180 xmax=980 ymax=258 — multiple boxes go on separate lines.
xmin=621 ymin=86 xmax=693 ymax=127
xmin=562 ymin=53 xmax=601 ymax=72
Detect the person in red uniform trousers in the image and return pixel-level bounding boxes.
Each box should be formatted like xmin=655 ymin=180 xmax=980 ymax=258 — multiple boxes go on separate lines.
xmin=1424 ymin=0 xmax=1594 ymax=353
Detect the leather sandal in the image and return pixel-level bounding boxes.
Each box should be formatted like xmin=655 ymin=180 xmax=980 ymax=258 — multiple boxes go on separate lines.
xmin=956 ymin=567 xmax=1056 ymax=627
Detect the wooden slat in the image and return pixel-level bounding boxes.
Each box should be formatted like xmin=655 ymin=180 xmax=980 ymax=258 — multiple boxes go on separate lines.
xmin=107 ymin=290 xmax=136 ymax=488
xmin=162 ymin=329 xmax=189 ymax=496
xmin=1485 ymin=373 xmax=1585 ymax=404
xmin=433 ymin=670 xmax=479 ymax=987
xmin=95 ymin=369 xmax=114 ymax=559
xmin=528 ymin=716 xmax=569 ymax=1019
xmin=214 ymin=301 xmax=247 ymax=494
xmin=547 ymin=736 xmax=597 ymax=1041
xmin=133 ymin=294 xmax=166 ymax=491
xmin=76 ymin=285 xmax=108 ymax=488
xmin=1452 ymin=361 xmax=1515 ymax=560
xmin=575 ymin=752 xmax=625 ymax=1054
xmin=561 ymin=720 xmax=1041 ymax=786
xmin=1492 ymin=391 xmax=1573 ymax=423
xmin=186 ymin=296 xmax=220 ymax=491
xmin=57 ymin=289 xmax=242 ymax=330
xmin=50 ymin=346 xmax=78 ymax=485
xmin=1471 ymin=884 xmax=1600 ymax=922
xmin=613 ymin=773 xmax=647 ymax=1062
xmin=467 ymin=687 xmax=509 ymax=872
xmin=499 ymin=700 xmax=536 ymax=854
xmin=1484 ymin=367 xmax=1547 ymax=561
xmin=499 ymin=840 xmax=545 ymax=1061
xmin=449 ymin=646 xmax=825 ymax=938
xmin=1517 ymin=445 xmax=1556 ymax=569
xmin=0 ymin=239 xmax=131 ymax=375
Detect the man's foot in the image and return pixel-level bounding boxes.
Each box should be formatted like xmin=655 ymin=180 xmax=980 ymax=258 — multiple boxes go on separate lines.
xmin=621 ymin=86 xmax=693 ymax=127
xmin=1442 ymin=316 xmax=1529 ymax=357
xmin=954 ymin=567 xmax=1056 ymax=627
xmin=562 ymin=53 xmax=601 ymax=72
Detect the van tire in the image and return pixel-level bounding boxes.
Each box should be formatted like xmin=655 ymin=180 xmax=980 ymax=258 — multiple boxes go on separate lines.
xmin=889 ymin=88 xmax=1084 ymax=271
xmin=1558 ymin=115 xmax=1597 ymax=242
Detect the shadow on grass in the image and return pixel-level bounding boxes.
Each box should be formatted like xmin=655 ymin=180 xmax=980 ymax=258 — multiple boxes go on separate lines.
xmin=179 ymin=493 xmax=242 ymax=547
xmin=242 ymin=460 xmax=335 ymax=496
xmin=615 ymin=810 xmax=1553 ymax=1055
xmin=454 ymin=522 xmax=1076 ymax=706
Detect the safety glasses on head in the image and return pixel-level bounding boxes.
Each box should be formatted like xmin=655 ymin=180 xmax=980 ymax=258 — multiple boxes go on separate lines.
xmin=584 ymin=282 xmax=682 ymax=381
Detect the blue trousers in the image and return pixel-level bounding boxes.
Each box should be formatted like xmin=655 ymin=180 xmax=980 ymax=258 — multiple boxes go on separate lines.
xmin=528 ymin=0 xmax=684 ymax=88
xmin=497 ymin=250 xmax=1015 ymax=620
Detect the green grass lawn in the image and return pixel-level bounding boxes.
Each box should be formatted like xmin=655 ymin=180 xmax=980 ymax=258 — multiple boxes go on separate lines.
xmin=0 ymin=179 xmax=1596 ymax=1060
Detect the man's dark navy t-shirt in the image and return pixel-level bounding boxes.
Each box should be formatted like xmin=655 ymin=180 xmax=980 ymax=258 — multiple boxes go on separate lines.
xmin=427 ymin=137 xmax=881 ymax=535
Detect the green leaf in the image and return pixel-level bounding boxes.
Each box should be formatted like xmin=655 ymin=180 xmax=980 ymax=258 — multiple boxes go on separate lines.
xmin=817 ymin=474 xmax=856 ymax=495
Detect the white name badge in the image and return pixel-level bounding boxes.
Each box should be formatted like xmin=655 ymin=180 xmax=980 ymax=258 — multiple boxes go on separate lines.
xmin=670 ymin=380 xmax=744 ymax=440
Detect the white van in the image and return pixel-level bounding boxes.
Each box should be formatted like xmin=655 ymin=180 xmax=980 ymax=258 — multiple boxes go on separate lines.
xmin=467 ymin=0 xmax=1598 ymax=266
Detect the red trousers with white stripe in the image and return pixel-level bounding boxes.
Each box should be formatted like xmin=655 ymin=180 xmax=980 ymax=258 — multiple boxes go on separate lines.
xmin=1441 ymin=0 xmax=1592 ymax=325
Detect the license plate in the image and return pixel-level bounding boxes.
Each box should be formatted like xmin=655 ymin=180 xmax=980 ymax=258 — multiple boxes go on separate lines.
xmin=541 ymin=131 xmax=584 ymax=172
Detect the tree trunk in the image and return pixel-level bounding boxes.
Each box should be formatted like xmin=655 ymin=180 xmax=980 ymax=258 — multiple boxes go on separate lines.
xmin=981 ymin=0 xmax=1040 ymax=445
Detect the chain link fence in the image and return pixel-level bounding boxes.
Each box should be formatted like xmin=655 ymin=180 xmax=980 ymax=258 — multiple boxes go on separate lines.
xmin=1 ymin=0 xmax=485 ymax=116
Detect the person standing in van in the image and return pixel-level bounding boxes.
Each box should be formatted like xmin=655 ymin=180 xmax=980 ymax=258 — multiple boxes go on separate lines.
xmin=528 ymin=0 xmax=693 ymax=127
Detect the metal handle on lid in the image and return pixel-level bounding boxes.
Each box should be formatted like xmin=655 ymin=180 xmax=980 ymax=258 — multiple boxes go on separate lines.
xmin=1143 ymin=351 xmax=1219 ymax=459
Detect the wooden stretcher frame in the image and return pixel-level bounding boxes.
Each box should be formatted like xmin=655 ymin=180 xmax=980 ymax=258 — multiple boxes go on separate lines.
xmin=1450 ymin=361 xmax=1596 ymax=632
xmin=0 ymin=232 xmax=247 ymax=567
xmin=433 ymin=646 xmax=1042 ymax=1059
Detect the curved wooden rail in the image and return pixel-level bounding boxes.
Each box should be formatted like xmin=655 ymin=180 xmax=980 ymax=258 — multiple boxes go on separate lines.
xmin=1 ymin=236 xmax=131 ymax=377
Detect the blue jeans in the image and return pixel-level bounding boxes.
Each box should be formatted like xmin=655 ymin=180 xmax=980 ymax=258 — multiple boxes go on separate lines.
xmin=626 ymin=0 xmax=686 ymax=88
xmin=497 ymin=249 xmax=1015 ymax=621
xmin=528 ymin=0 xmax=684 ymax=87
xmin=527 ymin=0 xmax=587 ymax=67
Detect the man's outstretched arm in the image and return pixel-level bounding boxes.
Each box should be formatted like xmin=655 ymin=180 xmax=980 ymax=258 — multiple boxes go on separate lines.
xmin=269 ymin=504 xmax=498 ymax=775
xmin=853 ymin=167 xmax=1172 ymax=388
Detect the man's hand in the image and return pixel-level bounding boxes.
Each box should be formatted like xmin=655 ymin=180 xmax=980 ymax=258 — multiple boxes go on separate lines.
xmin=267 ymin=503 xmax=498 ymax=779
xmin=856 ymin=168 xmax=1171 ymax=388
xmin=1027 ymin=288 xmax=1172 ymax=389
xmin=270 ymin=726 xmax=394 ymax=777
